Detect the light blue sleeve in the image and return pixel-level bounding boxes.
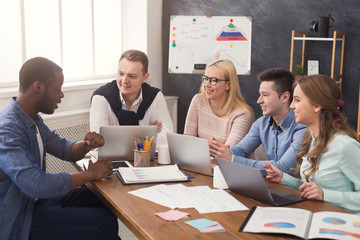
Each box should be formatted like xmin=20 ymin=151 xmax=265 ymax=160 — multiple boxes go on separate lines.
xmin=229 ymin=119 xmax=261 ymax=158
xmin=323 ymin=139 xmax=360 ymax=212
xmin=280 ymin=172 xmax=303 ymax=189
xmin=230 ymin=123 xmax=305 ymax=174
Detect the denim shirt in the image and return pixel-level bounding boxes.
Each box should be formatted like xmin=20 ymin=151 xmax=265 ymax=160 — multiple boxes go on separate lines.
xmin=0 ymin=98 xmax=75 ymax=240
xmin=229 ymin=109 xmax=306 ymax=174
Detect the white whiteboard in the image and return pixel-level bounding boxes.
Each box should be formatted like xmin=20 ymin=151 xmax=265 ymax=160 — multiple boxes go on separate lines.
xmin=168 ymin=15 xmax=252 ymax=75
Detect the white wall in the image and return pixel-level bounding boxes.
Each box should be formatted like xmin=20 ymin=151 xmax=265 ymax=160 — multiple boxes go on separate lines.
xmin=146 ymin=0 xmax=163 ymax=89
xmin=0 ymin=0 xmax=164 ymax=118
xmin=122 ymin=0 xmax=163 ymax=89
xmin=122 ymin=0 xmax=147 ymax=52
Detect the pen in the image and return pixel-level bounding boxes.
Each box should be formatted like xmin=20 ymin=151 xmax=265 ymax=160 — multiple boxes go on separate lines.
xmin=135 ymin=154 xmax=142 ymax=166
xmin=145 ymin=136 xmax=149 ymax=151
xmin=82 ymin=163 xmax=87 ymax=171
xmin=148 ymin=136 xmax=154 ymax=150
xmin=137 ymin=142 xmax=143 ymax=151
xmin=88 ymin=151 xmax=98 ymax=161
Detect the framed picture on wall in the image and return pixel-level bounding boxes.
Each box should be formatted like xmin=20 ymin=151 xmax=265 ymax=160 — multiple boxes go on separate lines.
xmin=307 ymin=60 xmax=319 ymax=75
xmin=306 ymin=55 xmax=324 ymax=75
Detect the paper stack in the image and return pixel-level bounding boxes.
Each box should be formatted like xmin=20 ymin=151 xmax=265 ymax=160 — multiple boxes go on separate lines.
xmin=117 ymin=164 xmax=188 ymax=184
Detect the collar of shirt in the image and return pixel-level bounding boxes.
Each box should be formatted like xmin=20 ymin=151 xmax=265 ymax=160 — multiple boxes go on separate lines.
xmin=269 ymin=109 xmax=295 ymax=132
xmin=11 ymin=97 xmax=46 ymax=166
xmin=10 ymin=97 xmax=40 ymax=133
xmin=119 ymin=88 xmax=143 ymax=112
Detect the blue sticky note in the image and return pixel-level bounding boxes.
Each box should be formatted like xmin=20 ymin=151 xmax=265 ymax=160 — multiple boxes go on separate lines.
xmin=185 ymin=218 xmax=218 ymax=230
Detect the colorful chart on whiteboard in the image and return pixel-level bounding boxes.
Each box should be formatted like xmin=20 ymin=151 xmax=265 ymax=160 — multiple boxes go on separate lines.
xmin=168 ymin=15 xmax=252 ymax=74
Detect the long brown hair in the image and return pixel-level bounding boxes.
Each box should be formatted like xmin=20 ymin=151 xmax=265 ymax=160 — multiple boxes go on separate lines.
xmin=294 ymin=75 xmax=358 ymax=181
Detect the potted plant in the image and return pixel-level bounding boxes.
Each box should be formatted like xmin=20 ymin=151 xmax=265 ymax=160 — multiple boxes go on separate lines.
xmin=295 ymin=64 xmax=304 ymax=80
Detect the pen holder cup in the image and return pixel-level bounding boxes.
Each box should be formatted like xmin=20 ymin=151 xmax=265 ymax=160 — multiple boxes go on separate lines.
xmin=134 ymin=149 xmax=151 ymax=167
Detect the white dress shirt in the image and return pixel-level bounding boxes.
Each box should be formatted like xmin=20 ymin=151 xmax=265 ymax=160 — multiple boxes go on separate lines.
xmin=90 ymin=88 xmax=174 ymax=147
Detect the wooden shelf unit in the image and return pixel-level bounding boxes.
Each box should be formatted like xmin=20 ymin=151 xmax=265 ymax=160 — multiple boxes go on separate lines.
xmin=357 ymin=84 xmax=360 ymax=140
xmin=289 ymin=30 xmax=346 ymax=92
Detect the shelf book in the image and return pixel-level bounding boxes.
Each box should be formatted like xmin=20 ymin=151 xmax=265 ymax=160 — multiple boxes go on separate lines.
xmin=240 ymin=206 xmax=360 ymax=240
xmin=116 ymin=164 xmax=189 ymax=185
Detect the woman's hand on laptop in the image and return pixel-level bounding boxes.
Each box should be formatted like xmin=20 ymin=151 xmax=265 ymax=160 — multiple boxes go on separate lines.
xmin=299 ymin=182 xmax=324 ymax=201
xmin=152 ymin=120 xmax=162 ymax=133
xmin=208 ymin=137 xmax=232 ymax=160
xmin=264 ymin=161 xmax=283 ymax=182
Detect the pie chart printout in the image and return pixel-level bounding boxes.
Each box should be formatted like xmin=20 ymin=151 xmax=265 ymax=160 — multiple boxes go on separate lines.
xmin=322 ymin=217 xmax=346 ymax=225
xmin=264 ymin=222 xmax=295 ymax=228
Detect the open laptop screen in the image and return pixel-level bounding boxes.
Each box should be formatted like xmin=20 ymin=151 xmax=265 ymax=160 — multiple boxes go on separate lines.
xmin=99 ymin=125 xmax=158 ymax=160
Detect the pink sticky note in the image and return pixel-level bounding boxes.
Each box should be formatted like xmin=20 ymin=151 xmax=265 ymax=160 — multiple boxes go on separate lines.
xmin=155 ymin=209 xmax=189 ymax=221
xmin=200 ymin=222 xmax=225 ymax=233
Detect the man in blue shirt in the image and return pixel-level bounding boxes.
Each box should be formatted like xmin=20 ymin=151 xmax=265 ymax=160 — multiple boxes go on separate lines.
xmin=209 ymin=68 xmax=306 ymax=174
xmin=0 ymin=57 xmax=120 ymax=240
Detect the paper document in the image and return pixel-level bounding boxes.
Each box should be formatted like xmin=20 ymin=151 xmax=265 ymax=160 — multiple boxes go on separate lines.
xmin=117 ymin=164 xmax=188 ymax=184
xmin=128 ymin=184 xmax=248 ymax=213
xmin=241 ymin=207 xmax=360 ymax=240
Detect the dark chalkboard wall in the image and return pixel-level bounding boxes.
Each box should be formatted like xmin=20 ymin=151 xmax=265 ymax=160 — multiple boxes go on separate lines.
xmin=162 ymin=0 xmax=360 ymax=133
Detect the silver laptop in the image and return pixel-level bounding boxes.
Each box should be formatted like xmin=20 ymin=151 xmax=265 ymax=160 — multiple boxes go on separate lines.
xmin=99 ymin=126 xmax=158 ymax=161
xmin=215 ymin=158 xmax=305 ymax=206
xmin=167 ymin=132 xmax=213 ymax=176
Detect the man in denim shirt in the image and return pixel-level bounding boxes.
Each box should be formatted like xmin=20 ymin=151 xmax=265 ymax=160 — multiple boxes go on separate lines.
xmin=209 ymin=68 xmax=306 ymax=175
xmin=0 ymin=57 xmax=120 ymax=240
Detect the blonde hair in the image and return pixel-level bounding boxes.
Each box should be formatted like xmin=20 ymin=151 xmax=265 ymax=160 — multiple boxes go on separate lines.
xmin=200 ymin=59 xmax=254 ymax=123
xmin=294 ymin=75 xmax=358 ymax=181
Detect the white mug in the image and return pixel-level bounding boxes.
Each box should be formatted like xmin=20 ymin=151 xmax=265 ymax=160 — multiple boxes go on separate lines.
xmin=213 ymin=165 xmax=229 ymax=189
xmin=157 ymin=144 xmax=171 ymax=164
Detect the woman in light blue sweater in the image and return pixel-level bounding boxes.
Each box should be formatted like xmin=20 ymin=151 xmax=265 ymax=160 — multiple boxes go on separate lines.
xmin=265 ymin=74 xmax=360 ymax=213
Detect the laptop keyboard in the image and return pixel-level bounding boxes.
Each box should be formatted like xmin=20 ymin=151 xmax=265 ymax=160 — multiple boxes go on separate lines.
xmin=270 ymin=193 xmax=294 ymax=205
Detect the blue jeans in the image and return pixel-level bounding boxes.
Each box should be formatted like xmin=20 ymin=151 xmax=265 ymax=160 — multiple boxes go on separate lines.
xmin=29 ymin=187 xmax=120 ymax=240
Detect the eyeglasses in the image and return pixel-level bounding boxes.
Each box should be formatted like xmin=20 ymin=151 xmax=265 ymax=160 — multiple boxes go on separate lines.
xmin=201 ymin=75 xmax=229 ymax=86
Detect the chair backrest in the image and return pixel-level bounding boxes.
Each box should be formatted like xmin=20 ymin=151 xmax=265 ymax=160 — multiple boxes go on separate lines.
xmin=46 ymin=122 xmax=89 ymax=173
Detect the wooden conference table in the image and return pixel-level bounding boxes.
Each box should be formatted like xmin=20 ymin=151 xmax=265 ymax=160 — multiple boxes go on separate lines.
xmin=79 ymin=159 xmax=349 ymax=240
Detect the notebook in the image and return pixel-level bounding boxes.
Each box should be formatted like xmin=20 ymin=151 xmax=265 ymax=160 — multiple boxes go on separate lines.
xmin=98 ymin=125 xmax=158 ymax=161
xmin=116 ymin=164 xmax=189 ymax=185
xmin=215 ymin=158 xmax=305 ymax=206
xmin=167 ymin=132 xmax=213 ymax=176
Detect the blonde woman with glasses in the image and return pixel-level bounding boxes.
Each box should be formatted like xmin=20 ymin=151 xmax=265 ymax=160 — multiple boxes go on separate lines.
xmin=184 ymin=59 xmax=253 ymax=147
